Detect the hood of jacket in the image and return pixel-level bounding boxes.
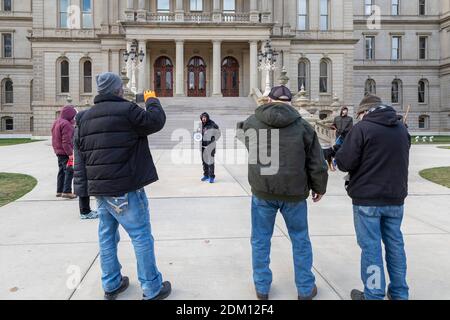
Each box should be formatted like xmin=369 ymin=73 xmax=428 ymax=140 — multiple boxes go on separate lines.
xmin=255 ymin=103 xmax=301 ymax=128
xmin=200 ymin=112 xmax=210 ymax=121
xmin=60 ymin=106 xmax=77 ymax=122
xmin=363 ymin=106 xmax=400 ymax=127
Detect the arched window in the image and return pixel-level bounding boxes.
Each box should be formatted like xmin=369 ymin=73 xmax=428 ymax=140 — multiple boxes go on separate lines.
xmin=298 ymin=59 xmax=309 ymax=93
xmin=82 ymin=60 xmax=92 ymax=93
xmin=418 ymin=79 xmax=428 ymax=104
xmin=60 ymin=59 xmax=70 ymax=93
xmin=1 ymin=116 xmax=13 ymax=131
xmin=319 ymin=59 xmax=330 ymax=93
xmin=391 ymin=79 xmax=402 ymax=104
xmin=3 ymin=78 xmax=13 ymax=104
xmin=364 ymin=79 xmax=376 ymax=96
xmin=418 ymin=115 xmax=429 ymax=129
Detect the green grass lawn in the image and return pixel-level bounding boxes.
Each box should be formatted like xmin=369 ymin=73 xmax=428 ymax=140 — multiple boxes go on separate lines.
xmin=419 ymin=167 xmax=450 ymax=188
xmin=0 ymin=173 xmax=37 ymax=207
xmin=438 ymin=146 xmax=450 ymax=150
xmin=412 ymin=136 xmax=450 ymax=145
xmin=0 ymin=138 xmax=40 ymax=147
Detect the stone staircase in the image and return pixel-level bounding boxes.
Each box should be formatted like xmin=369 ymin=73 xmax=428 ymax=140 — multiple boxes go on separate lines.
xmin=146 ymin=97 xmax=257 ymax=149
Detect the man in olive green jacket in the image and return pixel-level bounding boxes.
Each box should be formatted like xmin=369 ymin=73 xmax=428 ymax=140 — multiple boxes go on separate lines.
xmin=237 ymin=86 xmax=328 ymax=301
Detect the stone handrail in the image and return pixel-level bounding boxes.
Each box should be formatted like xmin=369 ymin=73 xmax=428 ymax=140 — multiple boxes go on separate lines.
xmin=147 ymin=12 xmax=175 ymax=22
xmin=222 ymin=13 xmax=251 ymax=22
xmin=315 ymin=120 xmax=336 ymax=145
xmin=185 ymin=12 xmax=212 ymax=22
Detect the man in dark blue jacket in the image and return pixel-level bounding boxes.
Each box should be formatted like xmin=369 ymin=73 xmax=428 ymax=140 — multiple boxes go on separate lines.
xmin=74 ymin=72 xmax=171 ymax=301
xmin=335 ymin=94 xmax=411 ymax=301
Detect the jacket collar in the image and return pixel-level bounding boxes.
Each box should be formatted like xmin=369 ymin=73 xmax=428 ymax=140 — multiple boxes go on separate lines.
xmin=94 ymin=93 xmax=129 ymax=104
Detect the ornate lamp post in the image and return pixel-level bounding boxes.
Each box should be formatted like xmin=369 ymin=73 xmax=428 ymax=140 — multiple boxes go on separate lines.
xmin=258 ymin=40 xmax=279 ymax=96
xmin=123 ymin=40 xmax=145 ymax=94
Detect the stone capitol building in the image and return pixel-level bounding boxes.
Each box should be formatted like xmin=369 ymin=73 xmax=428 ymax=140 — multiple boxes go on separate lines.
xmin=0 ymin=0 xmax=449 ymax=135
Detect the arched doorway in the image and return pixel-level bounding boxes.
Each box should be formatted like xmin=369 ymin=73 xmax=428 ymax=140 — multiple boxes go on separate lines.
xmin=154 ymin=56 xmax=173 ymax=97
xmin=222 ymin=57 xmax=239 ymax=97
xmin=187 ymin=56 xmax=206 ymax=97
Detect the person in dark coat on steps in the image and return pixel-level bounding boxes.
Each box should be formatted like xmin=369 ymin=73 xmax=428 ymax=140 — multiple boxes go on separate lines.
xmin=237 ymin=86 xmax=328 ymax=301
xmin=332 ymin=106 xmax=354 ymax=144
xmin=335 ymin=94 xmax=411 ymax=301
xmin=73 ymin=72 xmax=171 ymax=301
xmin=51 ymin=105 xmax=77 ymax=199
xmin=199 ymin=112 xmax=221 ymax=184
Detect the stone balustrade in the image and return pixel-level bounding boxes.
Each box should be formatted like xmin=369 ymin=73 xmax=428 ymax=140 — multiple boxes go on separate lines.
xmin=124 ymin=11 xmax=268 ymax=24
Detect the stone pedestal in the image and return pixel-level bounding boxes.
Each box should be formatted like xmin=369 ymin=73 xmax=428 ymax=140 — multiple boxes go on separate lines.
xmin=125 ymin=10 xmax=135 ymax=21
xmin=136 ymin=10 xmax=147 ymax=22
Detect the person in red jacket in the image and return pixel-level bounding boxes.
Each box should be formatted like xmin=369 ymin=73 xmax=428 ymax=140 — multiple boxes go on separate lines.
xmin=51 ymin=105 xmax=77 ymax=199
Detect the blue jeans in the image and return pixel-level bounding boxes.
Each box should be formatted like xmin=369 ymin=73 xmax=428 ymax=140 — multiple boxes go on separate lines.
xmin=96 ymin=189 xmax=163 ymax=299
xmin=251 ymin=196 xmax=316 ymax=297
xmin=353 ymin=205 xmax=409 ymax=300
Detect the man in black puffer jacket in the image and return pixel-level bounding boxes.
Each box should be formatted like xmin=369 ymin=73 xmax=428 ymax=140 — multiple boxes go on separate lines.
xmin=335 ymin=94 xmax=411 ymax=301
xmin=74 ymin=72 xmax=171 ymax=301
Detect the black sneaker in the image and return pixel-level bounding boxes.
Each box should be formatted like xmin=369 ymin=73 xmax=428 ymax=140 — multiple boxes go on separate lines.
xmin=298 ymin=285 xmax=318 ymax=300
xmin=104 ymin=276 xmax=130 ymax=301
xmin=351 ymin=289 xmax=366 ymax=301
xmin=143 ymin=281 xmax=172 ymax=301
xmin=256 ymin=291 xmax=269 ymax=301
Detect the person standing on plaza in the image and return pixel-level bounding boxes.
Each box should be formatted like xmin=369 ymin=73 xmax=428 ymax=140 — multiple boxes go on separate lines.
xmin=72 ymin=110 xmax=99 ymax=220
xmin=51 ymin=105 xmax=77 ymax=199
xmin=332 ymin=106 xmax=354 ymax=145
xmin=237 ymin=86 xmax=328 ymax=300
xmin=335 ymin=94 xmax=411 ymax=300
xmin=73 ymin=72 xmax=171 ymax=300
xmin=199 ymin=112 xmax=221 ymax=184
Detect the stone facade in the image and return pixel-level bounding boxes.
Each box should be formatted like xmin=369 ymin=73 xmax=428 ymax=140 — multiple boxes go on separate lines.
xmin=0 ymin=0 xmax=449 ymax=135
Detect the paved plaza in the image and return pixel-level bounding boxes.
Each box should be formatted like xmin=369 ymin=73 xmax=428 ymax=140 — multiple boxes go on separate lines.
xmin=0 ymin=140 xmax=449 ymax=300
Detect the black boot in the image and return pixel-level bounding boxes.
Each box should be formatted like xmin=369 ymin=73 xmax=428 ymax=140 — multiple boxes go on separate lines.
xmin=143 ymin=281 xmax=172 ymax=301
xmin=256 ymin=291 xmax=269 ymax=301
xmin=104 ymin=276 xmax=130 ymax=301
xmin=298 ymin=285 xmax=318 ymax=300
xmin=350 ymin=289 xmax=366 ymax=301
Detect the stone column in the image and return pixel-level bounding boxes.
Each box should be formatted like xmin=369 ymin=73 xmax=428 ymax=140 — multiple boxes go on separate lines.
xmin=138 ymin=40 xmax=147 ymax=93
xmin=137 ymin=0 xmax=147 ymax=22
xmin=212 ymin=40 xmax=223 ymax=97
xmin=250 ymin=0 xmax=259 ymax=23
xmin=175 ymin=0 xmax=184 ymax=22
xmin=125 ymin=0 xmax=135 ymax=21
xmin=249 ymin=41 xmax=258 ymax=96
xmin=175 ymin=40 xmax=185 ymax=96
xmin=212 ymin=0 xmax=222 ymax=22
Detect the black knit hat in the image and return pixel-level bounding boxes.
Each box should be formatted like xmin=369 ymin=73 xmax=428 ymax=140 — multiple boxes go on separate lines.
xmin=358 ymin=94 xmax=382 ymax=115
xmin=268 ymin=86 xmax=293 ymax=102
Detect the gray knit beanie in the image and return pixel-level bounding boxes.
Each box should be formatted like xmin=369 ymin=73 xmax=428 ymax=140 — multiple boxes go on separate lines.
xmin=96 ymin=72 xmax=123 ymax=95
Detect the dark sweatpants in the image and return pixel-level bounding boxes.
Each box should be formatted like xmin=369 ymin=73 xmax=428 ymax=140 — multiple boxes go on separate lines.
xmin=79 ymin=196 xmax=92 ymax=215
xmin=201 ymin=147 xmax=215 ymax=179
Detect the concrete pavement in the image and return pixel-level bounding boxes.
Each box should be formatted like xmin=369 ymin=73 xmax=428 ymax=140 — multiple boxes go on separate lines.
xmin=0 ymin=141 xmax=449 ymax=300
